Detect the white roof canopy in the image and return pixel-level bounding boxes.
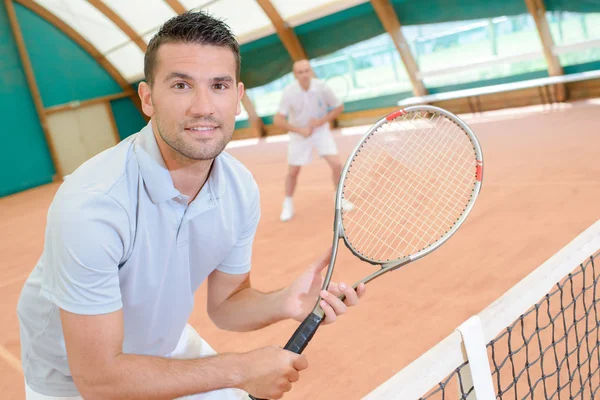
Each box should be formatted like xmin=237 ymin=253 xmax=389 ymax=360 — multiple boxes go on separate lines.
xmin=32 ymin=0 xmax=368 ymax=83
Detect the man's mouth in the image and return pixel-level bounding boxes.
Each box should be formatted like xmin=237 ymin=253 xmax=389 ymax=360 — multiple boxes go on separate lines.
xmin=185 ymin=125 xmax=219 ymax=137
xmin=186 ymin=126 xmax=218 ymax=131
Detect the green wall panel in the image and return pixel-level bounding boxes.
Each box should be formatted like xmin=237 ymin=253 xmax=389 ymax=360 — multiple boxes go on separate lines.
xmin=15 ymin=4 xmax=123 ymax=108
xmin=110 ymin=98 xmax=147 ymax=140
xmin=0 ymin=2 xmax=54 ymax=197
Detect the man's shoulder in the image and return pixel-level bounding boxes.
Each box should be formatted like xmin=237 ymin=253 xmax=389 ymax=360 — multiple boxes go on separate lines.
xmin=311 ymin=78 xmax=331 ymax=92
xmin=56 ymin=136 xmax=139 ymax=212
xmin=282 ymin=81 xmax=301 ymax=97
xmin=218 ymin=152 xmax=259 ymax=194
xmin=219 ymin=152 xmax=256 ymax=181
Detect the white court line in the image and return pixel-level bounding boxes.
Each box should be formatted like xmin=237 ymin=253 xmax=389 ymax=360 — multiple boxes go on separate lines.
xmin=0 ymin=344 xmax=22 ymax=374
xmin=225 ymin=138 xmax=260 ymax=149
xmin=264 ymin=135 xmax=289 ymax=144
xmin=340 ymin=125 xmax=370 ymax=136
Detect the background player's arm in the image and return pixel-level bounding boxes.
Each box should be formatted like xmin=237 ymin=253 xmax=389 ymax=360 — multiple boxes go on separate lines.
xmin=309 ymin=104 xmax=344 ymax=128
xmin=61 ymin=308 xmax=306 ymax=400
xmin=274 ymin=112 xmax=312 ymax=137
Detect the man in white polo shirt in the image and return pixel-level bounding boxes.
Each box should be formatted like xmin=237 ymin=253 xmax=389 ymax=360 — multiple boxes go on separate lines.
xmin=274 ymin=60 xmax=347 ymax=222
xmin=17 ymin=12 xmax=365 ymax=400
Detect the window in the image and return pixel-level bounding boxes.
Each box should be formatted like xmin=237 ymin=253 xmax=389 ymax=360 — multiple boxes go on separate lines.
xmin=409 ymin=14 xmax=547 ymax=88
xmin=547 ymin=12 xmax=600 ymax=67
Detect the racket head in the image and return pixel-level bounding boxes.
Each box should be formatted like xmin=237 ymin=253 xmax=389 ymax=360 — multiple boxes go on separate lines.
xmin=336 ymin=105 xmax=483 ymax=266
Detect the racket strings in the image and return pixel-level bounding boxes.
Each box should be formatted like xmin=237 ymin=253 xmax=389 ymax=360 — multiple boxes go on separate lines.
xmin=341 ymin=111 xmax=478 ymax=262
xmin=350 ymin=117 xmax=475 ymax=259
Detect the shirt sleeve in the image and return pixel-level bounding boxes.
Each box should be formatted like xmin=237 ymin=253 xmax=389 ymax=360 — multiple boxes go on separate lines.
xmin=217 ymin=184 xmax=261 ymax=275
xmin=277 ymin=88 xmax=292 ymax=117
xmin=40 ymin=190 xmax=128 ymax=315
xmin=322 ymin=82 xmax=342 ymax=109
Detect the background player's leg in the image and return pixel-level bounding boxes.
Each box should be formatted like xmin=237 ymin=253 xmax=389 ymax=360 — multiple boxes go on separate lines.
xmin=323 ymin=154 xmax=353 ymax=212
xmin=281 ymin=165 xmax=302 ymax=222
xmin=323 ymin=155 xmax=342 ymax=190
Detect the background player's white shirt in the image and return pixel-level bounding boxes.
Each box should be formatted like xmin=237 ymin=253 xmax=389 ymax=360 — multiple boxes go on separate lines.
xmin=278 ymin=78 xmax=342 ymax=130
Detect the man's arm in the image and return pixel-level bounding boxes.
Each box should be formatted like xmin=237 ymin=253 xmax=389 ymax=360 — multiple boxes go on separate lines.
xmin=310 ymin=104 xmax=344 ymax=128
xmin=61 ymin=308 xmax=306 ymax=400
xmin=207 ymin=249 xmax=365 ymax=332
xmin=273 ymin=113 xmax=312 ymax=137
xmin=207 ymin=272 xmax=287 ymax=331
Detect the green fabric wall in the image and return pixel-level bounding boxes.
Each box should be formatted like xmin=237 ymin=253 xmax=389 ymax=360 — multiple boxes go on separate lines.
xmin=110 ymin=97 xmax=147 ymax=140
xmin=1 ymin=4 xmax=145 ymax=197
xmin=15 ymin=5 xmax=122 ymax=108
xmin=0 ymin=2 xmax=54 ymax=197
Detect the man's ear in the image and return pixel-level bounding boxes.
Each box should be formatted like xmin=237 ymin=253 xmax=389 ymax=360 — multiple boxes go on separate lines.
xmin=138 ymin=82 xmax=154 ymax=117
xmin=236 ymin=81 xmax=245 ymax=116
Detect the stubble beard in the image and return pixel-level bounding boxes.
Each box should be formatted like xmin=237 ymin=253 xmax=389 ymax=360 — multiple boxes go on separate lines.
xmin=154 ymin=114 xmax=231 ymax=162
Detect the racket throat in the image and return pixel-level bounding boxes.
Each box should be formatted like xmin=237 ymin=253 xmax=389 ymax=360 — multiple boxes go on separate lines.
xmin=383 ymin=257 xmax=411 ymax=272
xmin=352 ymin=257 xmax=412 ymax=288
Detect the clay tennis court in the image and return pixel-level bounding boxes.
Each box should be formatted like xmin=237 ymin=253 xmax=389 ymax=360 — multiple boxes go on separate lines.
xmin=2 ymin=100 xmax=600 ymax=399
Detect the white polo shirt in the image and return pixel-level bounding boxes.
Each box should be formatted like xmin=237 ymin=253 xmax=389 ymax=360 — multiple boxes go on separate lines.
xmin=278 ymin=78 xmax=341 ymax=129
xmin=17 ymin=122 xmax=260 ymax=397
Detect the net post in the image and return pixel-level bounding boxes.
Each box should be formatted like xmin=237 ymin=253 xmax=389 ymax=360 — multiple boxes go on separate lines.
xmin=455 ymin=316 xmax=495 ymax=400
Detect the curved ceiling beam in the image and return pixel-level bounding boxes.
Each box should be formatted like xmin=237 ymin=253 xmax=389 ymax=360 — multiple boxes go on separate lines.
xmin=164 ymin=0 xmax=186 ymax=15
xmin=256 ymin=0 xmax=307 ymax=61
xmin=5 ymin=0 xmax=62 ymax=178
xmin=370 ymin=0 xmax=427 ymax=97
xmin=87 ymin=0 xmax=147 ymax=52
xmin=524 ymin=0 xmax=566 ymax=101
xmin=13 ymin=0 xmax=144 ymax=114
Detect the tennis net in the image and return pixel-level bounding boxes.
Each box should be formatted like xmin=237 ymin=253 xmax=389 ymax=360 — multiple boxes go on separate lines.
xmin=365 ymin=220 xmax=600 ymax=400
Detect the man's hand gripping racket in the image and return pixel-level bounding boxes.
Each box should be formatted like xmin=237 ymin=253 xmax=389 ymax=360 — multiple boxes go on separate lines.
xmin=250 ymin=105 xmax=483 ymax=399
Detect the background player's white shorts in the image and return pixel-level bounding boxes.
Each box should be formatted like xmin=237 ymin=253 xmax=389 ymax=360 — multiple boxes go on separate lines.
xmin=288 ymin=125 xmax=338 ymax=166
xmin=25 ymin=324 xmax=247 ymax=400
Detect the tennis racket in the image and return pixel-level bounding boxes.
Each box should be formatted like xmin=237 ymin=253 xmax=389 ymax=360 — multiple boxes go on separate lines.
xmin=249 ymin=105 xmax=483 ymax=399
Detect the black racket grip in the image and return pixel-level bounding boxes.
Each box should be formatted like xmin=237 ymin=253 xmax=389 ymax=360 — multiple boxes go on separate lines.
xmin=284 ymin=312 xmax=323 ymax=354
xmin=248 ymin=313 xmax=323 ymax=400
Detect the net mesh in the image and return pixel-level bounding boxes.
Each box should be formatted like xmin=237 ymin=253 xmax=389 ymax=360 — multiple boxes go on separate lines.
xmin=420 ymin=251 xmax=600 ymax=400
xmin=341 ymin=110 xmax=479 ymax=263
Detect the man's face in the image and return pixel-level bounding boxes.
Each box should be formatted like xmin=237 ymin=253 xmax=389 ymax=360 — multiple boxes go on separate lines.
xmin=139 ymin=42 xmax=243 ymax=162
xmin=293 ymin=60 xmax=313 ymax=87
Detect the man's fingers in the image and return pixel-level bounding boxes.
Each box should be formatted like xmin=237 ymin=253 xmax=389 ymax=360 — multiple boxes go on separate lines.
xmin=320 ymin=290 xmax=347 ymax=317
xmin=338 ymin=282 xmax=359 ymax=306
xmin=355 ymin=282 xmax=366 ymax=299
xmin=312 ymin=248 xmax=332 ymax=273
xmin=326 ymin=282 xmax=365 ymax=306
xmin=292 ymin=354 xmax=308 ymax=371
xmin=319 ymin=299 xmax=337 ymax=324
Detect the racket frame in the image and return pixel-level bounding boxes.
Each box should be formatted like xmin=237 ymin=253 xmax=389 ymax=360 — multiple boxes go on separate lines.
xmin=284 ymin=105 xmax=483 ymax=355
xmin=321 ymin=105 xmax=483 ymax=311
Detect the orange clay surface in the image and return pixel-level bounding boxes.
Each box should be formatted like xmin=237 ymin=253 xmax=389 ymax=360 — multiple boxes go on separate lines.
xmin=1 ymin=100 xmax=600 ymax=399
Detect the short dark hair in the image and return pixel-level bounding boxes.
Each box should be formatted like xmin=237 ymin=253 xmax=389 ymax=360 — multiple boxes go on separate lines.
xmin=144 ymin=11 xmax=241 ymax=85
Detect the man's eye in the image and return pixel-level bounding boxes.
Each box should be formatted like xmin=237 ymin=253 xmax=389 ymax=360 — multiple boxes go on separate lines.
xmin=214 ymin=83 xmax=227 ymax=90
xmin=174 ymin=83 xmax=188 ymax=89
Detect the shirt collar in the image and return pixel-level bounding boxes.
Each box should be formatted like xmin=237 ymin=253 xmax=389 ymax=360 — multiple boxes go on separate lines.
xmin=134 ymin=121 xmax=227 ymax=204
xmin=297 ymin=78 xmax=317 ymax=93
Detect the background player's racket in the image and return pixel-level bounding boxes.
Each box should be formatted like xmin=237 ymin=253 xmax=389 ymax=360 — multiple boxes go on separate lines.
xmin=249 ymin=105 xmax=483 ymax=399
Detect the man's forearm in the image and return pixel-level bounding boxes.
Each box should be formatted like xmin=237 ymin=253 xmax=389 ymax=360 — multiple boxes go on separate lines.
xmin=274 ymin=115 xmax=304 ymax=133
xmin=321 ymin=105 xmax=344 ymax=125
xmin=76 ymin=352 xmax=243 ymax=400
xmin=209 ymin=287 xmax=289 ymax=332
